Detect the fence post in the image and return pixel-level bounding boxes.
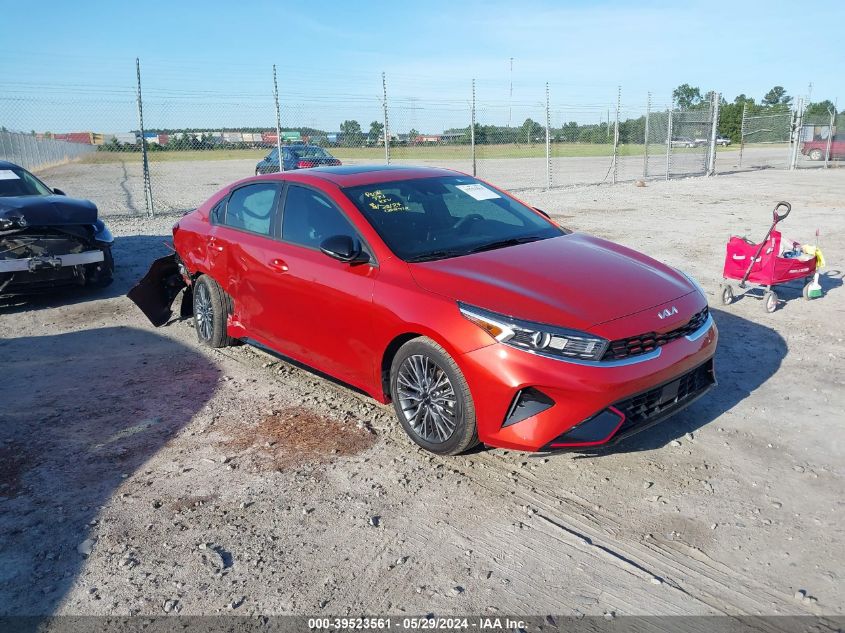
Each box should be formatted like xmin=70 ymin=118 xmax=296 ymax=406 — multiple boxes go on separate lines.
xmin=788 ymin=97 xmax=804 ymax=171
xmin=545 ymin=83 xmax=551 ymax=189
xmin=824 ymin=106 xmax=835 ymax=168
xmin=612 ymin=86 xmax=620 ymax=184
xmin=707 ymin=91 xmax=720 ymax=175
xmin=470 ymin=79 xmax=476 ymax=177
xmin=272 ymin=65 xmax=283 ymax=174
xmin=136 ymin=58 xmax=154 ymax=217
xmin=665 ymin=102 xmax=673 ymax=181
xmin=739 ymin=103 xmax=746 ymax=166
xmin=382 ymin=72 xmax=390 ymax=165
xmin=643 ymin=92 xmax=651 ymax=178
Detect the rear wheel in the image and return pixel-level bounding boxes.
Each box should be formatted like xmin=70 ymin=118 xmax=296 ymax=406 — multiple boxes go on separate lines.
xmin=809 ymin=149 xmax=823 ymax=161
xmin=721 ymin=284 xmax=734 ymax=305
xmin=192 ymin=275 xmax=235 ymax=348
xmin=763 ymin=290 xmax=778 ymax=313
xmin=390 ymin=337 xmax=478 ymax=455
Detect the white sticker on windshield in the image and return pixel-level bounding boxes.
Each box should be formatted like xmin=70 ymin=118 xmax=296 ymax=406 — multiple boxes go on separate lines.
xmin=0 ymin=170 xmax=21 ymax=180
xmin=456 ymin=183 xmax=500 ymax=200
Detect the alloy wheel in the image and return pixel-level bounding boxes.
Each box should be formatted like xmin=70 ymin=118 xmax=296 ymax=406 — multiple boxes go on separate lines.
xmin=396 ymin=354 xmax=458 ymax=443
xmin=194 ymin=282 xmax=214 ymax=341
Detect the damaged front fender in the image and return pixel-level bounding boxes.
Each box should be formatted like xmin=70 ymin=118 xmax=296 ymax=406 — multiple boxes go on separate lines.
xmin=127 ymin=254 xmax=192 ymax=326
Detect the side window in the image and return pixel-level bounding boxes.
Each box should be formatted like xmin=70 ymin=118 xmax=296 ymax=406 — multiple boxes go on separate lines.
xmin=224 ymin=183 xmax=279 ymax=236
xmin=282 ymin=185 xmax=357 ymax=248
xmin=209 ymin=200 xmax=225 ymax=224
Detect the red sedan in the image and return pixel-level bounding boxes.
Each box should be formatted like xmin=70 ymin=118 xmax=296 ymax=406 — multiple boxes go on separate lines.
xmin=130 ymin=166 xmax=717 ymax=455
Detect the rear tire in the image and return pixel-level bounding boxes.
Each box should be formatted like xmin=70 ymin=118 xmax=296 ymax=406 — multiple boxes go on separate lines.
xmin=809 ymin=149 xmax=823 ymax=161
xmin=763 ymin=290 xmax=778 ymax=313
xmin=389 ymin=337 xmax=479 ymax=456
xmin=721 ymin=284 xmax=734 ymax=305
xmin=192 ymin=275 xmax=235 ymax=348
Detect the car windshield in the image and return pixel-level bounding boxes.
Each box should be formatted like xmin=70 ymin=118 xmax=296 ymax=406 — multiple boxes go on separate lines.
xmin=291 ymin=146 xmax=331 ymax=159
xmin=343 ymin=176 xmax=563 ymax=262
xmin=0 ymin=166 xmax=53 ymax=197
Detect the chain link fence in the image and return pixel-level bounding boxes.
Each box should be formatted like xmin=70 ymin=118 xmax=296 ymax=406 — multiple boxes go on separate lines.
xmin=0 ymin=60 xmax=840 ymax=217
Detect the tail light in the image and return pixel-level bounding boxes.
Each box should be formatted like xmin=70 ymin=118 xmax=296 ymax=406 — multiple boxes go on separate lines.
xmin=297 ymin=160 xmax=316 ymax=168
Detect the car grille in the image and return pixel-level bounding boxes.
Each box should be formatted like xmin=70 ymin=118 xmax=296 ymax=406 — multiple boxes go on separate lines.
xmin=602 ymin=307 xmax=709 ymax=361
xmin=614 ymin=359 xmax=714 ymax=434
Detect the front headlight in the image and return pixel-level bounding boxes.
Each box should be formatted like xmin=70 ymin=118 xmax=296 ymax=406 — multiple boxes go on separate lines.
xmin=458 ymin=302 xmax=608 ymax=362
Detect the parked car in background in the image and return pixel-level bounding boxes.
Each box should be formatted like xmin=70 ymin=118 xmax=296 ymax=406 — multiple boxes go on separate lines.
xmin=255 ymin=145 xmax=342 ymax=174
xmin=802 ymin=133 xmax=844 ymax=161
xmin=694 ymin=136 xmax=731 ymax=147
xmin=0 ymin=161 xmax=113 ymax=296
xmin=671 ymin=136 xmax=699 ymax=148
xmin=130 ymin=165 xmax=716 ymax=456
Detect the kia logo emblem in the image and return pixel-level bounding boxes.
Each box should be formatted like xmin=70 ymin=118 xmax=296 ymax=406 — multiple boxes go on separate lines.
xmin=658 ymin=306 xmax=678 ymax=320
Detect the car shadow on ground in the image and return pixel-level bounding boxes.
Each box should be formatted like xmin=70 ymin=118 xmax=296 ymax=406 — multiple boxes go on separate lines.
xmin=0 ymin=326 xmax=219 ymax=619
xmin=0 ymin=234 xmax=172 ymax=314
xmin=575 ymin=307 xmax=786 ymax=456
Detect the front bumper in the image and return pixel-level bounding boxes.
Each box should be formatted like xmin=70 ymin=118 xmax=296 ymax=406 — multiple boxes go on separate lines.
xmin=0 ymin=250 xmax=103 ymax=273
xmin=459 ymin=311 xmax=718 ymax=451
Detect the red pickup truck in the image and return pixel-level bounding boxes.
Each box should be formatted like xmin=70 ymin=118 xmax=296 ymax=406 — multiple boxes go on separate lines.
xmin=802 ymin=132 xmax=844 ymax=160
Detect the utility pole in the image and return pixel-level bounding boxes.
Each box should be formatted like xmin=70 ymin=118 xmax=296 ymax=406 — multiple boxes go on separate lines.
xmin=471 ymin=79 xmax=476 ymax=177
xmin=508 ymin=57 xmax=514 ymax=129
xmin=135 ymin=58 xmax=153 ymax=217
xmin=272 ymin=65 xmax=283 ymax=173
xmin=545 ymin=82 xmax=551 ymax=188
xmin=643 ymin=92 xmax=651 ymax=178
xmin=382 ymin=72 xmax=390 ymax=165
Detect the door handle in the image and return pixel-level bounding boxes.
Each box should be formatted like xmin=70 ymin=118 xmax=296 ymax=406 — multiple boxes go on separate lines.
xmin=208 ymin=237 xmax=224 ymax=252
xmin=268 ymin=258 xmax=289 ymax=272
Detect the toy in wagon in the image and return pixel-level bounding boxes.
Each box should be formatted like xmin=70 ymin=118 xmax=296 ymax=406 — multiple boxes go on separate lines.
xmin=720 ymin=201 xmax=825 ymax=313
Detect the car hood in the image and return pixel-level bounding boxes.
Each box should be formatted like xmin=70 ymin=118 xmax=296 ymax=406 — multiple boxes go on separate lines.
xmin=408 ymin=233 xmax=695 ymax=331
xmin=0 ymin=195 xmax=98 ymax=227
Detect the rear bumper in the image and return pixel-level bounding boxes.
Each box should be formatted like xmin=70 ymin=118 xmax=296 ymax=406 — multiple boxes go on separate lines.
xmin=459 ymin=314 xmax=718 ymax=452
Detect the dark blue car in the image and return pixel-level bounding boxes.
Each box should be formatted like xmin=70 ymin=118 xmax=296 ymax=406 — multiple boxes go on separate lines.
xmin=255 ymin=145 xmax=342 ymax=175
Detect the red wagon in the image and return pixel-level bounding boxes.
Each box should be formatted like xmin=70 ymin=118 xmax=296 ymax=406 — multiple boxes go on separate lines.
xmin=721 ymin=202 xmax=818 ymax=313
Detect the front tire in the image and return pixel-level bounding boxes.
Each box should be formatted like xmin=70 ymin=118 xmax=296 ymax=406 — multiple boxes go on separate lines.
xmin=721 ymin=284 xmax=734 ymax=305
xmin=763 ymin=290 xmax=778 ymax=313
xmin=192 ymin=275 xmax=235 ymax=348
xmin=809 ymin=149 xmax=823 ymax=161
xmin=390 ymin=337 xmax=479 ymax=455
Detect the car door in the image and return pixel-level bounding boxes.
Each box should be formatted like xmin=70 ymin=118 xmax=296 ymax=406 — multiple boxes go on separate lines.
xmin=211 ymin=182 xmax=284 ymax=342
xmin=265 ymin=183 xmax=378 ymax=390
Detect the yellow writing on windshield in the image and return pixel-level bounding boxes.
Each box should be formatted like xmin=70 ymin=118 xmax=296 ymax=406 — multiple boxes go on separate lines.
xmin=364 ymin=190 xmax=407 ymax=213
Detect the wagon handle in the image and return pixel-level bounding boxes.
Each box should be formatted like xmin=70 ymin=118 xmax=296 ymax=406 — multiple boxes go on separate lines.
xmin=773 ymin=201 xmax=791 ymax=223
xmin=739 ymin=201 xmax=790 ymax=289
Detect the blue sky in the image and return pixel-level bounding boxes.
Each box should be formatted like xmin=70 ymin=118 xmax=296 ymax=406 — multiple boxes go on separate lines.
xmin=0 ymin=0 xmax=841 ymax=133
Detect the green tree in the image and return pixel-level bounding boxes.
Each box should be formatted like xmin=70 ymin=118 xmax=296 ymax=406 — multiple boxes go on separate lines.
xmin=805 ymin=100 xmax=835 ymax=117
xmin=520 ymin=118 xmax=543 ymax=144
xmin=762 ymin=86 xmax=791 ymax=107
xmin=672 ymin=84 xmax=702 ymax=110
xmin=368 ymin=120 xmax=384 ymax=143
xmin=339 ymin=120 xmax=363 ymax=147
xmin=407 ymin=128 xmax=419 ymax=144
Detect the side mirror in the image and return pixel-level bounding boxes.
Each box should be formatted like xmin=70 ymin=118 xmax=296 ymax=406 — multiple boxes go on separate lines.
xmin=53 ymin=188 xmax=66 ymax=196
xmin=533 ymin=207 xmax=550 ymax=219
xmin=320 ymin=235 xmax=369 ymax=264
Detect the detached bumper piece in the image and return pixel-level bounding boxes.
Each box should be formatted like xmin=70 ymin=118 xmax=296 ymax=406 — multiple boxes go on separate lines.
xmin=543 ymin=358 xmax=716 ymax=450
xmin=127 ymin=254 xmax=189 ymax=326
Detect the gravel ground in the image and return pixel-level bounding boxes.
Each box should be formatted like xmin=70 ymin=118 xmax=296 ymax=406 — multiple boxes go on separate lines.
xmin=0 ymin=168 xmax=843 ymax=618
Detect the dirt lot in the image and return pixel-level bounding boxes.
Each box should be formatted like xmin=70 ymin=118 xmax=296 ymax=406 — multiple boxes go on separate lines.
xmin=0 ymin=168 xmax=843 ymax=618
xmin=35 ymin=146 xmax=824 ymax=216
